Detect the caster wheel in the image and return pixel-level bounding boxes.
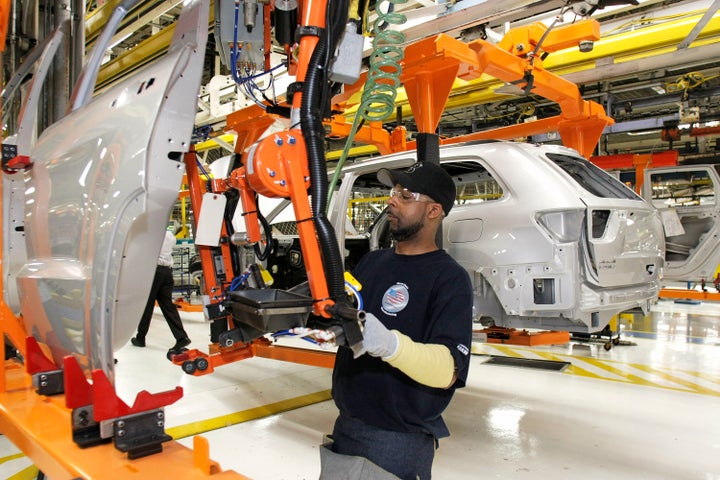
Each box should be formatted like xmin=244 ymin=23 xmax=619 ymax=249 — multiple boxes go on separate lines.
xmin=182 ymin=360 xmax=197 ymax=374
xmin=195 ymin=357 xmax=209 ymax=371
xmin=604 ymin=341 xmax=612 ymax=351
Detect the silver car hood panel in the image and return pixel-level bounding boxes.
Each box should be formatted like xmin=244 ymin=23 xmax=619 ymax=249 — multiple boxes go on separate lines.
xmin=16 ymin=0 xmax=208 ymax=379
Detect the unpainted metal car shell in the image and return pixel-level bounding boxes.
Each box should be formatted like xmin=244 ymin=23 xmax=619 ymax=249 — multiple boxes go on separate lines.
xmin=328 ymin=141 xmax=665 ymax=334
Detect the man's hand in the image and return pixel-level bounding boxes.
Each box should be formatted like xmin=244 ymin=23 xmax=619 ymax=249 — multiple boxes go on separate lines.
xmin=355 ymin=313 xmax=398 ymax=359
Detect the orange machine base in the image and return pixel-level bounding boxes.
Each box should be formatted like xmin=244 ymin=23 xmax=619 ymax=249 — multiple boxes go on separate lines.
xmin=474 ymin=327 xmax=570 ymax=346
xmin=659 ymin=288 xmax=720 ymax=302
xmin=174 ymin=298 xmax=204 ymax=312
xmin=0 ymin=360 xmax=249 ymax=479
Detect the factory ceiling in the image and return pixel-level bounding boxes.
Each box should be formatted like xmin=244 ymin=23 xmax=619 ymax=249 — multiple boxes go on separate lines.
xmin=7 ymin=0 xmax=720 ymax=163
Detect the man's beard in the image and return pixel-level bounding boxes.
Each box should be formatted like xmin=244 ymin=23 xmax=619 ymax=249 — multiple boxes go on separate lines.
xmin=390 ymin=219 xmax=423 ymax=242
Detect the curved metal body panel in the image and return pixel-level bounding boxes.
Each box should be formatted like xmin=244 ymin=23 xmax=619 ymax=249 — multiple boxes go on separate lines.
xmin=2 ymin=25 xmax=65 ymax=314
xmin=15 ymin=0 xmax=208 ymax=379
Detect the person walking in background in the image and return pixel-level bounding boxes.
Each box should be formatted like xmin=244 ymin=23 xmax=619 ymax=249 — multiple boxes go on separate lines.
xmin=131 ymin=228 xmax=191 ymax=352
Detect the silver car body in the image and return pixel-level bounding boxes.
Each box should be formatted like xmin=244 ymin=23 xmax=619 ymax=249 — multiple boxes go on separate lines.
xmin=13 ymin=0 xmax=208 ymax=379
xmin=307 ymin=141 xmax=664 ymax=333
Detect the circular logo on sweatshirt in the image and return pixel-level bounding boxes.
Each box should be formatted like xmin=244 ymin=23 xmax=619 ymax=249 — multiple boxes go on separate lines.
xmin=381 ymin=283 xmax=409 ymax=315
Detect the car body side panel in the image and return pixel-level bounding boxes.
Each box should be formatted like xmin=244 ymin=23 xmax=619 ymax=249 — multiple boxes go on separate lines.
xmin=581 ymin=202 xmax=665 ymax=286
xmin=2 ymin=27 xmax=65 ymax=314
xmin=3 ymin=172 xmax=25 ymax=314
xmin=15 ymin=0 xmax=208 ymax=379
xmin=643 ymin=165 xmax=720 ymax=281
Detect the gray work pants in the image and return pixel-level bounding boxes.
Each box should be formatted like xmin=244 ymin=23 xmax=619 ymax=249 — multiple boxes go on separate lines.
xmin=319 ymin=442 xmax=400 ymax=480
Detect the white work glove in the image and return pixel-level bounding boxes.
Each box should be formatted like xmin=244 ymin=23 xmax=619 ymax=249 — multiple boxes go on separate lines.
xmin=355 ymin=313 xmax=398 ymax=359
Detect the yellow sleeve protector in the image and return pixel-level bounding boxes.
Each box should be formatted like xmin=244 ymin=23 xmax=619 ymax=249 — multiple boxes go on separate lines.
xmin=383 ymin=331 xmax=456 ymax=389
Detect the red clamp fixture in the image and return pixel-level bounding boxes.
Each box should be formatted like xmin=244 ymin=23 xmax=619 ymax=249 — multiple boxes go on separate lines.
xmin=1 ymin=143 xmax=33 ymax=174
xmin=63 ymin=355 xmax=183 ymax=458
xmin=25 ymin=336 xmax=64 ymax=395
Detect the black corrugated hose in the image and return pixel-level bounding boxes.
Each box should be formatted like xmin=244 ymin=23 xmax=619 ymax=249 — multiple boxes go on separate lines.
xmin=299 ymin=0 xmax=350 ymax=307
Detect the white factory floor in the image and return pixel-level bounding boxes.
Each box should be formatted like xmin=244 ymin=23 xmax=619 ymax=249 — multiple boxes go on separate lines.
xmin=1 ymin=298 xmax=719 ymax=479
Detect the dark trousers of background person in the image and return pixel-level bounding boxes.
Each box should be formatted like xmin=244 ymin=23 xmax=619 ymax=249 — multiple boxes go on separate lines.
xmin=136 ymin=265 xmax=188 ymax=342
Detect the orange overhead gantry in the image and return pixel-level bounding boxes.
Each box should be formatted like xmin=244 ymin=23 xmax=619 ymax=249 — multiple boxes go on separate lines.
xmin=213 ymin=21 xmax=612 ymax=355
xmin=329 ymin=19 xmax=613 ymax=159
xmin=404 ymin=20 xmax=612 ymax=158
xmin=589 ymin=150 xmax=679 ymax=194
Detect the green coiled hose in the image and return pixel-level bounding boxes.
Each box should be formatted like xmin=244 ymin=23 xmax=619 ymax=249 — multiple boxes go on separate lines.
xmin=327 ymin=0 xmax=407 ymax=206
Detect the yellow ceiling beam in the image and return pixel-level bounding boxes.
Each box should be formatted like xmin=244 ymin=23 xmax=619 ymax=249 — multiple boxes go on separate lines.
xmin=92 ymin=1 xmax=215 ymax=91
xmin=95 ymin=20 xmax=176 ymax=90
xmin=90 ymin=7 xmax=720 ymax=122
xmin=195 ymin=134 xmax=236 ymax=152
xmin=326 ymin=145 xmax=379 ymax=160
xmin=85 ymin=0 xmax=125 ymax=43
xmin=542 ymin=10 xmax=720 ymax=75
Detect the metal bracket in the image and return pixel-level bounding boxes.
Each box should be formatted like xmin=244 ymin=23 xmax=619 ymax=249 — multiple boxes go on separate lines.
xmin=31 ymin=369 xmax=64 ymax=395
xmin=113 ymin=409 xmax=172 ymax=460
xmin=71 ymin=404 xmax=109 ymax=448
xmin=218 ymin=326 xmax=248 ymax=347
xmin=204 ymin=300 xmax=228 ymax=321
xmin=1 ymin=143 xmax=17 ymax=164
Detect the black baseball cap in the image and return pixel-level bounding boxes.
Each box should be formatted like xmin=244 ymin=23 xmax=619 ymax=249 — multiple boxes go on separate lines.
xmin=377 ymin=161 xmax=456 ymax=216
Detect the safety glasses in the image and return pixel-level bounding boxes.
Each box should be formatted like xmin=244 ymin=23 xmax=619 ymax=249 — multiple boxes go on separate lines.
xmin=389 ymin=187 xmax=431 ymax=203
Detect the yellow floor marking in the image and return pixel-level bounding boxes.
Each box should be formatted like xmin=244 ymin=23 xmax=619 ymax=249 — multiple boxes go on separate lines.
xmin=683 ymin=370 xmax=720 ymax=385
xmin=629 ymin=363 xmax=720 ymax=395
xmin=0 ymin=453 xmax=26 ymax=465
xmin=7 ymin=466 xmax=39 ymax=480
xmin=166 ymin=389 xmax=332 ymax=440
xmin=572 ymin=356 xmax=682 ymax=388
xmin=472 ymin=343 xmax=720 ymax=396
xmin=562 ymin=363 xmax=615 ymax=380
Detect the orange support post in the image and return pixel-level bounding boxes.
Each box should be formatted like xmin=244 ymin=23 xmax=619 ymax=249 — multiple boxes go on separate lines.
xmin=589 ymin=151 xmax=678 ymax=193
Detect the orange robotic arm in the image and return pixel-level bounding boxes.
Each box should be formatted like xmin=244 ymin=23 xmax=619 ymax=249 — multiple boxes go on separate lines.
xmin=217 ymin=0 xmax=364 ymax=348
